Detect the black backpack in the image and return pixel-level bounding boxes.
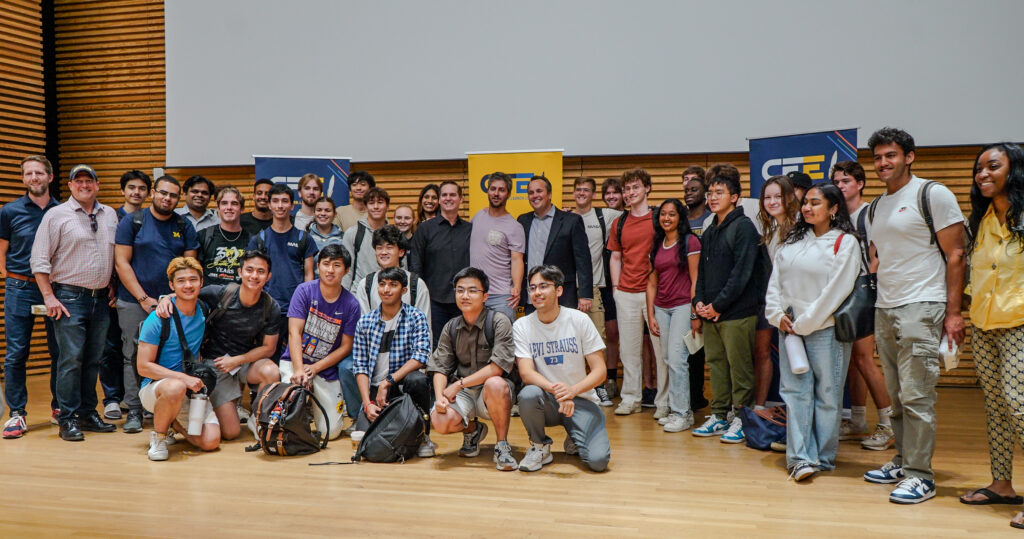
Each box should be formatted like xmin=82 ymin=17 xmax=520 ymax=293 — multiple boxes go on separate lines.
xmin=249 ymin=382 xmax=329 ymax=456
xmin=364 ymin=270 xmax=420 ymax=307
xmin=352 ymin=393 xmax=427 ymax=463
xmin=131 ymin=209 xmax=188 ymax=242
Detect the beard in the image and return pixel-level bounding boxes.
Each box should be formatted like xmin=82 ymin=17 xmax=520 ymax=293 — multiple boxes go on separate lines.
xmin=151 ymin=203 xmax=174 ymax=216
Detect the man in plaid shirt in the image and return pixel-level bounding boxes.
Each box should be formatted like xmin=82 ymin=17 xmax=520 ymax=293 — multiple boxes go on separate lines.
xmin=352 ymin=266 xmax=435 ymax=457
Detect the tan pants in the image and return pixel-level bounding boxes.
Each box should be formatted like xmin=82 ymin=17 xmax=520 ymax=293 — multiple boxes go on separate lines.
xmin=585 ymin=285 xmax=606 ymax=341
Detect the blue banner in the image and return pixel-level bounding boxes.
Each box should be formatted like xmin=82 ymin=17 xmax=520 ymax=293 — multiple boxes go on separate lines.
xmin=748 ymin=129 xmax=858 ymax=198
xmin=253 ymin=156 xmax=350 ymax=208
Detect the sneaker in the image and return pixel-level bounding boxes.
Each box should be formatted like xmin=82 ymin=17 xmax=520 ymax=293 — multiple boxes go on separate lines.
xmin=165 ymin=428 xmax=179 ymax=446
xmin=720 ymin=416 xmax=745 ymax=443
xmin=237 ymin=405 xmax=250 ymax=424
xmin=640 ymin=388 xmax=656 ymax=408
xmin=143 ymin=410 xmax=153 ymax=420
xmin=148 ymin=431 xmax=169 ymax=461
xmin=2 ymin=413 xmax=27 ymax=439
xmin=864 ymin=461 xmax=905 ymax=484
xmin=518 ymin=443 xmax=553 ymax=472
xmin=861 ymin=424 xmax=895 ymax=451
xmin=614 ymin=401 xmax=641 ymax=416
xmin=889 ymin=477 xmax=936 ymax=504
xmin=692 ymin=414 xmax=728 ymax=437
xmin=417 ymin=435 xmax=437 ymax=458
xmin=50 ymin=408 xmax=59 ymax=425
xmin=493 ymin=440 xmax=518 ymax=471
xmin=123 ymin=409 xmax=144 ymax=433
xmin=103 ymin=402 xmax=122 ymax=420
xmin=653 ymin=406 xmax=670 ymax=420
xmin=606 ymin=379 xmax=618 ymax=399
xmin=770 ymin=441 xmax=787 ymax=452
xmin=839 ymin=418 xmax=869 ymax=441
xmin=789 ymin=462 xmax=817 ymax=482
xmin=511 ymin=404 xmax=520 ymax=417
xmin=663 ymin=412 xmax=694 ymax=433
xmin=564 ymin=436 xmax=579 ymax=456
xmin=459 ymin=422 xmax=488 ymax=457
xmin=595 ymin=385 xmax=613 ymax=407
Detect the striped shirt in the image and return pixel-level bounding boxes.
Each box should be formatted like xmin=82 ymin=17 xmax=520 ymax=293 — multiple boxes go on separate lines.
xmin=30 ymin=197 xmax=118 ymax=289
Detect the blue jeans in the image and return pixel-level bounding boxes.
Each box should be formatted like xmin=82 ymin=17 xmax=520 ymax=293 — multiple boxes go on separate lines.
xmin=3 ymin=277 xmax=59 ymax=416
xmin=336 ymin=355 xmax=360 ymax=419
xmin=779 ymin=326 xmax=851 ymax=471
xmin=51 ymin=285 xmax=110 ymax=421
xmin=484 ymin=294 xmax=516 ymax=322
xmin=100 ymin=304 xmax=124 ymax=405
xmin=654 ymin=304 xmax=692 ymax=415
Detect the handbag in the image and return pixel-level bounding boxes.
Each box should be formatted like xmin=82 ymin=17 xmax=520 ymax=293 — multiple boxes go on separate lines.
xmin=832 ymin=232 xmax=876 ymax=343
xmin=738 ymin=406 xmax=787 ymax=450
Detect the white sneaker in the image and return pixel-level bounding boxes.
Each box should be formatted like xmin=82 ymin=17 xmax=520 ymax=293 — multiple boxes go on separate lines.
xmin=614 ymin=401 xmax=641 ymax=416
xmin=103 ymin=402 xmax=122 ymax=420
xmin=720 ymin=416 xmax=745 ymax=443
xmin=518 ymin=443 xmax=553 ymax=472
xmin=663 ymin=412 xmax=694 ymax=433
xmin=148 ymin=431 xmax=169 ymax=461
xmin=417 ymin=435 xmax=437 ymax=458
xmin=653 ymin=406 xmax=670 ymax=420
xmin=237 ymin=404 xmax=250 ymax=424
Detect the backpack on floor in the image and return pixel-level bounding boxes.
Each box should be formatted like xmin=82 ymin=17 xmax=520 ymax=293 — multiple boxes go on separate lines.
xmin=738 ymin=405 xmax=787 ymax=451
xmin=249 ymin=382 xmax=329 ymax=456
xmin=352 ymin=393 xmax=427 ymax=463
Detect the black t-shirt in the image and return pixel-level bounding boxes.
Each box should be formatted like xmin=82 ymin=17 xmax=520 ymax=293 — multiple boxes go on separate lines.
xmin=197 ymin=226 xmax=252 ymax=285
xmin=199 ymin=284 xmax=282 ymax=359
xmin=240 ymin=212 xmax=272 ymax=236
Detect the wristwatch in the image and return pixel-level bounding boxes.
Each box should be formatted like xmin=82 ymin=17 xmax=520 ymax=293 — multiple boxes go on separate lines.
xmin=690 ymin=312 xmax=698 ymax=320
xmin=385 ymin=374 xmax=396 ymax=385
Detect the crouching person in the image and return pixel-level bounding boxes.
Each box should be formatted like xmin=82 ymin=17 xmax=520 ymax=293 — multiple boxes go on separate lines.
xmin=428 ymin=267 xmax=518 ymax=470
xmin=137 ymin=257 xmax=220 ymax=461
xmin=514 ymin=265 xmax=610 ymax=472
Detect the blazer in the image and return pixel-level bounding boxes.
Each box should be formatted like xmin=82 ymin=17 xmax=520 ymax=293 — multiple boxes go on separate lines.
xmin=517 ymin=207 xmax=593 ymax=307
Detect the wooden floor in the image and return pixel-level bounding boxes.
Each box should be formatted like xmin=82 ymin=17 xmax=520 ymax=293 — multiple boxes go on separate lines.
xmin=0 ymin=378 xmax=1020 ymax=538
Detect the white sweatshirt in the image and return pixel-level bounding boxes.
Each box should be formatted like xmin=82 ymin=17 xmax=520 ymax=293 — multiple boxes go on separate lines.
xmin=765 ymin=228 xmax=862 ymax=336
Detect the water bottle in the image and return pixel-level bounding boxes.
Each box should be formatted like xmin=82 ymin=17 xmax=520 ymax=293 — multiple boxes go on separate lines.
xmin=187 ymin=393 xmax=209 ymax=436
xmin=784 ymin=334 xmax=810 ymax=374
xmin=939 ymin=334 xmax=959 ymax=371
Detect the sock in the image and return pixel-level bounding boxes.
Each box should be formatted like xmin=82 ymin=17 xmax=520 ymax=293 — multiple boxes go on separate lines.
xmin=851 ymin=406 xmax=867 ymax=427
xmin=606 ymin=369 xmax=617 ymax=382
xmin=877 ymin=406 xmax=893 ymax=427
xmin=841 ymin=407 xmax=852 ymax=420
xmin=754 ymin=404 xmax=767 ymax=411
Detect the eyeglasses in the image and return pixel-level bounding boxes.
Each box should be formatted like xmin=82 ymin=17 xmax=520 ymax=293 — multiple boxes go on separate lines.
xmin=155 ymin=189 xmax=180 ymax=199
xmin=528 ymin=283 xmax=555 ymax=292
xmin=455 ymin=287 xmax=483 ymax=295
xmin=88 ymin=213 xmax=97 ymax=233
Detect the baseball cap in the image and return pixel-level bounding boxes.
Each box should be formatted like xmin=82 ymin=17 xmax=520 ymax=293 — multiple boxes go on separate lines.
xmin=69 ymin=164 xmax=97 ymax=181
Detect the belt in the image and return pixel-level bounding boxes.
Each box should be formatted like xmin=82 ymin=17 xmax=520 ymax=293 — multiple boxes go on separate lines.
xmin=52 ymin=283 xmax=106 ymax=298
xmin=8 ymin=272 xmax=36 ymax=283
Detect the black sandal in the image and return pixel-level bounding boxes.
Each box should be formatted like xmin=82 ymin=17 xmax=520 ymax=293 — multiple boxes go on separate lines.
xmin=960 ymin=488 xmax=1024 ymax=505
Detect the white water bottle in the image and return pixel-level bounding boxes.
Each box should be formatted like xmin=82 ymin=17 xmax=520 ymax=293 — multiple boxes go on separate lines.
xmin=187 ymin=393 xmax=209 ymax=436
xmin=784 ymin=333 xmax=809 ymax=374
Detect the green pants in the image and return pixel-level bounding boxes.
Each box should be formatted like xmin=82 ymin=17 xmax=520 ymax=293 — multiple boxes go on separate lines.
xmin=704 ymin=315 xmax=757 ymax=417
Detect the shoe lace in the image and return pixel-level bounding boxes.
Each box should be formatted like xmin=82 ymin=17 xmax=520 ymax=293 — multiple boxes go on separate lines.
xmin=725 ymin=418 xmax=743 ymax=435
xmin=896 ymin=477 xmax=922 ymax=491
xmin=699 ymin=415 xmax=719 ymax=428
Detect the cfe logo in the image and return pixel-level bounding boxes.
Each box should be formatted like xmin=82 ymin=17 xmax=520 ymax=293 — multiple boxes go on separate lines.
xmin=478 ymin=173 xmax=541 ymax=194
xmin=760 ymin=151 xmax=838 ymax=182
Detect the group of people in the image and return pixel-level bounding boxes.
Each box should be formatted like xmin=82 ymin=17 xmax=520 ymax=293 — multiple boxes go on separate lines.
xmin=2 ymin=127 xmax=1022 ymax=522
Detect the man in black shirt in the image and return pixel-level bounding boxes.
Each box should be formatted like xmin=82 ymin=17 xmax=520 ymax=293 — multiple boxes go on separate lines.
xmin=197 ymin=187 xmax=251 ymax=285
xmin=408 ymin=180 xmax=471 ymax=347
xmin=240 ymin=178 xmax=273 ymax=236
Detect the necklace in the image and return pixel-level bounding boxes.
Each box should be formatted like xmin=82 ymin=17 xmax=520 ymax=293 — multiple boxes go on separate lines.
xmin=219 ymin=226 xmax=242 ymax=242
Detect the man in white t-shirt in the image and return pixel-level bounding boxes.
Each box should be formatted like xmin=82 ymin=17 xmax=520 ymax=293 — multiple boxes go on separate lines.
xmin=514 ymin=264 xmax=610 ymax=473
xmin=860 ymin=128 xmax=966 ymax=505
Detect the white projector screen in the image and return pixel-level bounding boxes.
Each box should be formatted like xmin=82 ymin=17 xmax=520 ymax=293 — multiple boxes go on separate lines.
xmin=165 ymin=0 xmax=1024 ymax=167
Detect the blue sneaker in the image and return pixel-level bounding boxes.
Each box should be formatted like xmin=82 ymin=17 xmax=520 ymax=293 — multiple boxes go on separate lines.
xmin=863 ymin=461 xmax=905 ymax=484
xmin=889 ymin=477 xmax=936 ymax=504
xmin=692 ymin=414 xmax=728 ymax=437
xmin=720 ymin=416 xmax=745 ymax=444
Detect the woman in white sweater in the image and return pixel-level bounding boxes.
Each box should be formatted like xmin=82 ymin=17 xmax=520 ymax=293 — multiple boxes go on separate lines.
xmin=765 ymin=184 xmax=862 ymax=481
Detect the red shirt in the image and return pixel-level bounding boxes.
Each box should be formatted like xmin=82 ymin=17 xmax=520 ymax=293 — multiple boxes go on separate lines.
xmin=606 ymin=211 xmax=654 ymax=293
xmin=653 ymin=235 xmax=701 ymax=308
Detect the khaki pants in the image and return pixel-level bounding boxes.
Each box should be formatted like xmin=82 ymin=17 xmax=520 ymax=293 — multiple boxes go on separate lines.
xmin=704 ymin=315 xmax=756 ymax=417
xmin=585 ymin=286 xmax=606 ymax=341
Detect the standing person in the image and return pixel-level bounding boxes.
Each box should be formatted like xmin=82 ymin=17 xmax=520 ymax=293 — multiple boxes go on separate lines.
xmin=334 ymin=170 xmax=374 ymax=232
xmin=832 ymin=161 xmax=894 ymax=450
xmin=788 ymin=171 xmax=813 ymax=203
xmin=766 ymin=184 xmax=861 ymax=480
xmin=861 ymin=127 xmax=966 ymax=504
xmin=514 ymin=265 xmax=610 ymax=473
xmin=115 ymin=174 xmax=199 ymax=434
xmin=607 ymin=169 xmax=662 ymax=417
xmin=417 ymin=183 xmax=440 ymax=223
xmin=691 ymin=172 xmax=767 ymax=443
xmin=31 ymin=164 xmax=120 ymax=441
xmin=393 ymin=204 xmax=416 ymax=242
xmin=308 ymin=197 xmax=344 ymax=252
xmin=573 ymin=176 xmax=621 ymax=406
xmin=293 ymin=173 xmax=321 ymax=232
xmin=196 ymin=187 xmax=251 ymax=286
xmin=518 ymin=175 xmax=592 ymax=314
xmin=470 ymin=172 xmax=525 ymax=321
xmin=409 ymin=180 xmax=471 ymax=346
xmin=118 ymin=169 xmax=151 ymax=217
xmin=176 ymin=175 xmax=219 ymax=232
xmin=957 ymin=143 xmax=1024 ymax=528
xmin=240 ymin=178 xmax=273 ymax=235
xmin=0 ymin=156 xmax=61 ymax=438
xmin=341 ymin=186 xmax=390 ymax=290
xmin=646 ymin=199 xmax=701 ymax=432
xmin=680 ymin=168 xmax=711 ymax=411
xmin=600 ymin=178 xmax=624 ymax=398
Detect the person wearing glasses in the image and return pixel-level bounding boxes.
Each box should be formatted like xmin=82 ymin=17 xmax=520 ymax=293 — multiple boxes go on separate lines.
xmin=115 ymin=174 xmax=199 ymax=434
xmin=175 ymin=175 xmax=219 ymax=232
xmin=30 ymin=164 xmax=120 ymax=441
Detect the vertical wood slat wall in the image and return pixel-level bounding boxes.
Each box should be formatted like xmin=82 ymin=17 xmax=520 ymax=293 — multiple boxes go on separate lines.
xmin=0 ymin=0 xmax=54 ymax=377
xmin=45 ymin=0 xmax=985 ymax=385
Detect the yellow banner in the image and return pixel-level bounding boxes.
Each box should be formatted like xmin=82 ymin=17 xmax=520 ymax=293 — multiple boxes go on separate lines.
xmin=467 ymin=150 xmax=563 ymax=218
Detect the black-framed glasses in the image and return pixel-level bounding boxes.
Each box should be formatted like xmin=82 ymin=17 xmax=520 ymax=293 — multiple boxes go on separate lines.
xmin=88 ymin=213 xmax=98 ymax=233
xmin=155 ymin=189 xmax=180 ymax=199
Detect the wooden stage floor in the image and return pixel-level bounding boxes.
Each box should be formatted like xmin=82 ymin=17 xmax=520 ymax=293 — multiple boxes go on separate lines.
xmin=0 ymin=377 xmax=1019 ymax=538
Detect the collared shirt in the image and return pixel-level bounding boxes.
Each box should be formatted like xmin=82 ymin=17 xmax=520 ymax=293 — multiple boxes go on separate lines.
xmin=0 ymin=194 xmax=60 ymax=275
xmin=175 ymin=207 xmax=219 ymax=232
xmin=31 ymin=197 xmax=117 ymax=289
xmin=970 ymin=207 xmax=1024 ymax=330
xmin=527 ymin=205 xmax=555 ymax=272
xmin=352 ymin=303 xmax=431 ymax=380
xmin=426 ymin=309 xmax=515 ymax=380
xmin=408 ymin=214 xmax=471 ymax=303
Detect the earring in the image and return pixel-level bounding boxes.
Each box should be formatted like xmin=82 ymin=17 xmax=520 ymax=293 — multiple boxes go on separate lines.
xmin=830 ymin=213 xmax=837 ymax=222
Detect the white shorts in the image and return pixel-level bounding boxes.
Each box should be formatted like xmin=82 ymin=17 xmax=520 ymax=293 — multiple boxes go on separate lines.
xmin=278 ymin=361 xmax=345 ymax=440
xmin=450 ymin=378 xmax=515 ymax=428
xmin=140 ymin=379 xmax=220 ymax=427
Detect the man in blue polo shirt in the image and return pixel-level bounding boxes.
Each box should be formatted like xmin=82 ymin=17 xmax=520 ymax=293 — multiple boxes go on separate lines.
xmin=114 ymin=174 xmax=198 ymax=433
xmin=0 ymin=156 xmax=61 ymax=438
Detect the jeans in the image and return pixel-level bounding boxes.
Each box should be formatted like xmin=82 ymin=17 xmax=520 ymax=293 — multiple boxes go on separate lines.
xmin=99 ymin=304 xmax=124 ymax=405
xmin=336 ymin=355 xmax=360 ymax=419
xmin=52 ymin=285 xmax=110 ymax=421
xmin=654 ymin=304 xmax=692 ymax=415
xmin=116 ymin=299 xmax=149 ymax=411
xmin=484 ymin=294 xmax=517 ymax=322
xmin=354 ymin=370 xmax=431 ymax=434
xmin=517 ymin=385 xmax=610 ymax=472
xmin=614 ymin=289 xmax=664 ymax=408
xmin=429 ymin=301 xmax=460 ymax=350
xmin=3 ymin=277 xmax=59 ymax=415
xmin=779 ymin=326 xmax=850 ymax=471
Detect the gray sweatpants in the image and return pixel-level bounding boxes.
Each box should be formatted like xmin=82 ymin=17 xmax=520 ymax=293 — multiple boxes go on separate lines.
xmin=517 ymin=384 xmax=610 ymax=472
xmin=116 ymin=299 xmax=149 ymax=411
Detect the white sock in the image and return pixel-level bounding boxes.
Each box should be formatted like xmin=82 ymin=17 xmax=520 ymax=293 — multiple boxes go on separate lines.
xmin=877 ymin=406 xmax=893 ymax=427
xmin=851 ymin=406 xmax=867 ymax=427
xmin=842 ymin=407 xmax=852 ymax=420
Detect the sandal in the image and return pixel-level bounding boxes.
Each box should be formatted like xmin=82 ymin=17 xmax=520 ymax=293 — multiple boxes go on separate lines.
xmin=960 ymin=488 xmax=1024 ymax=505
